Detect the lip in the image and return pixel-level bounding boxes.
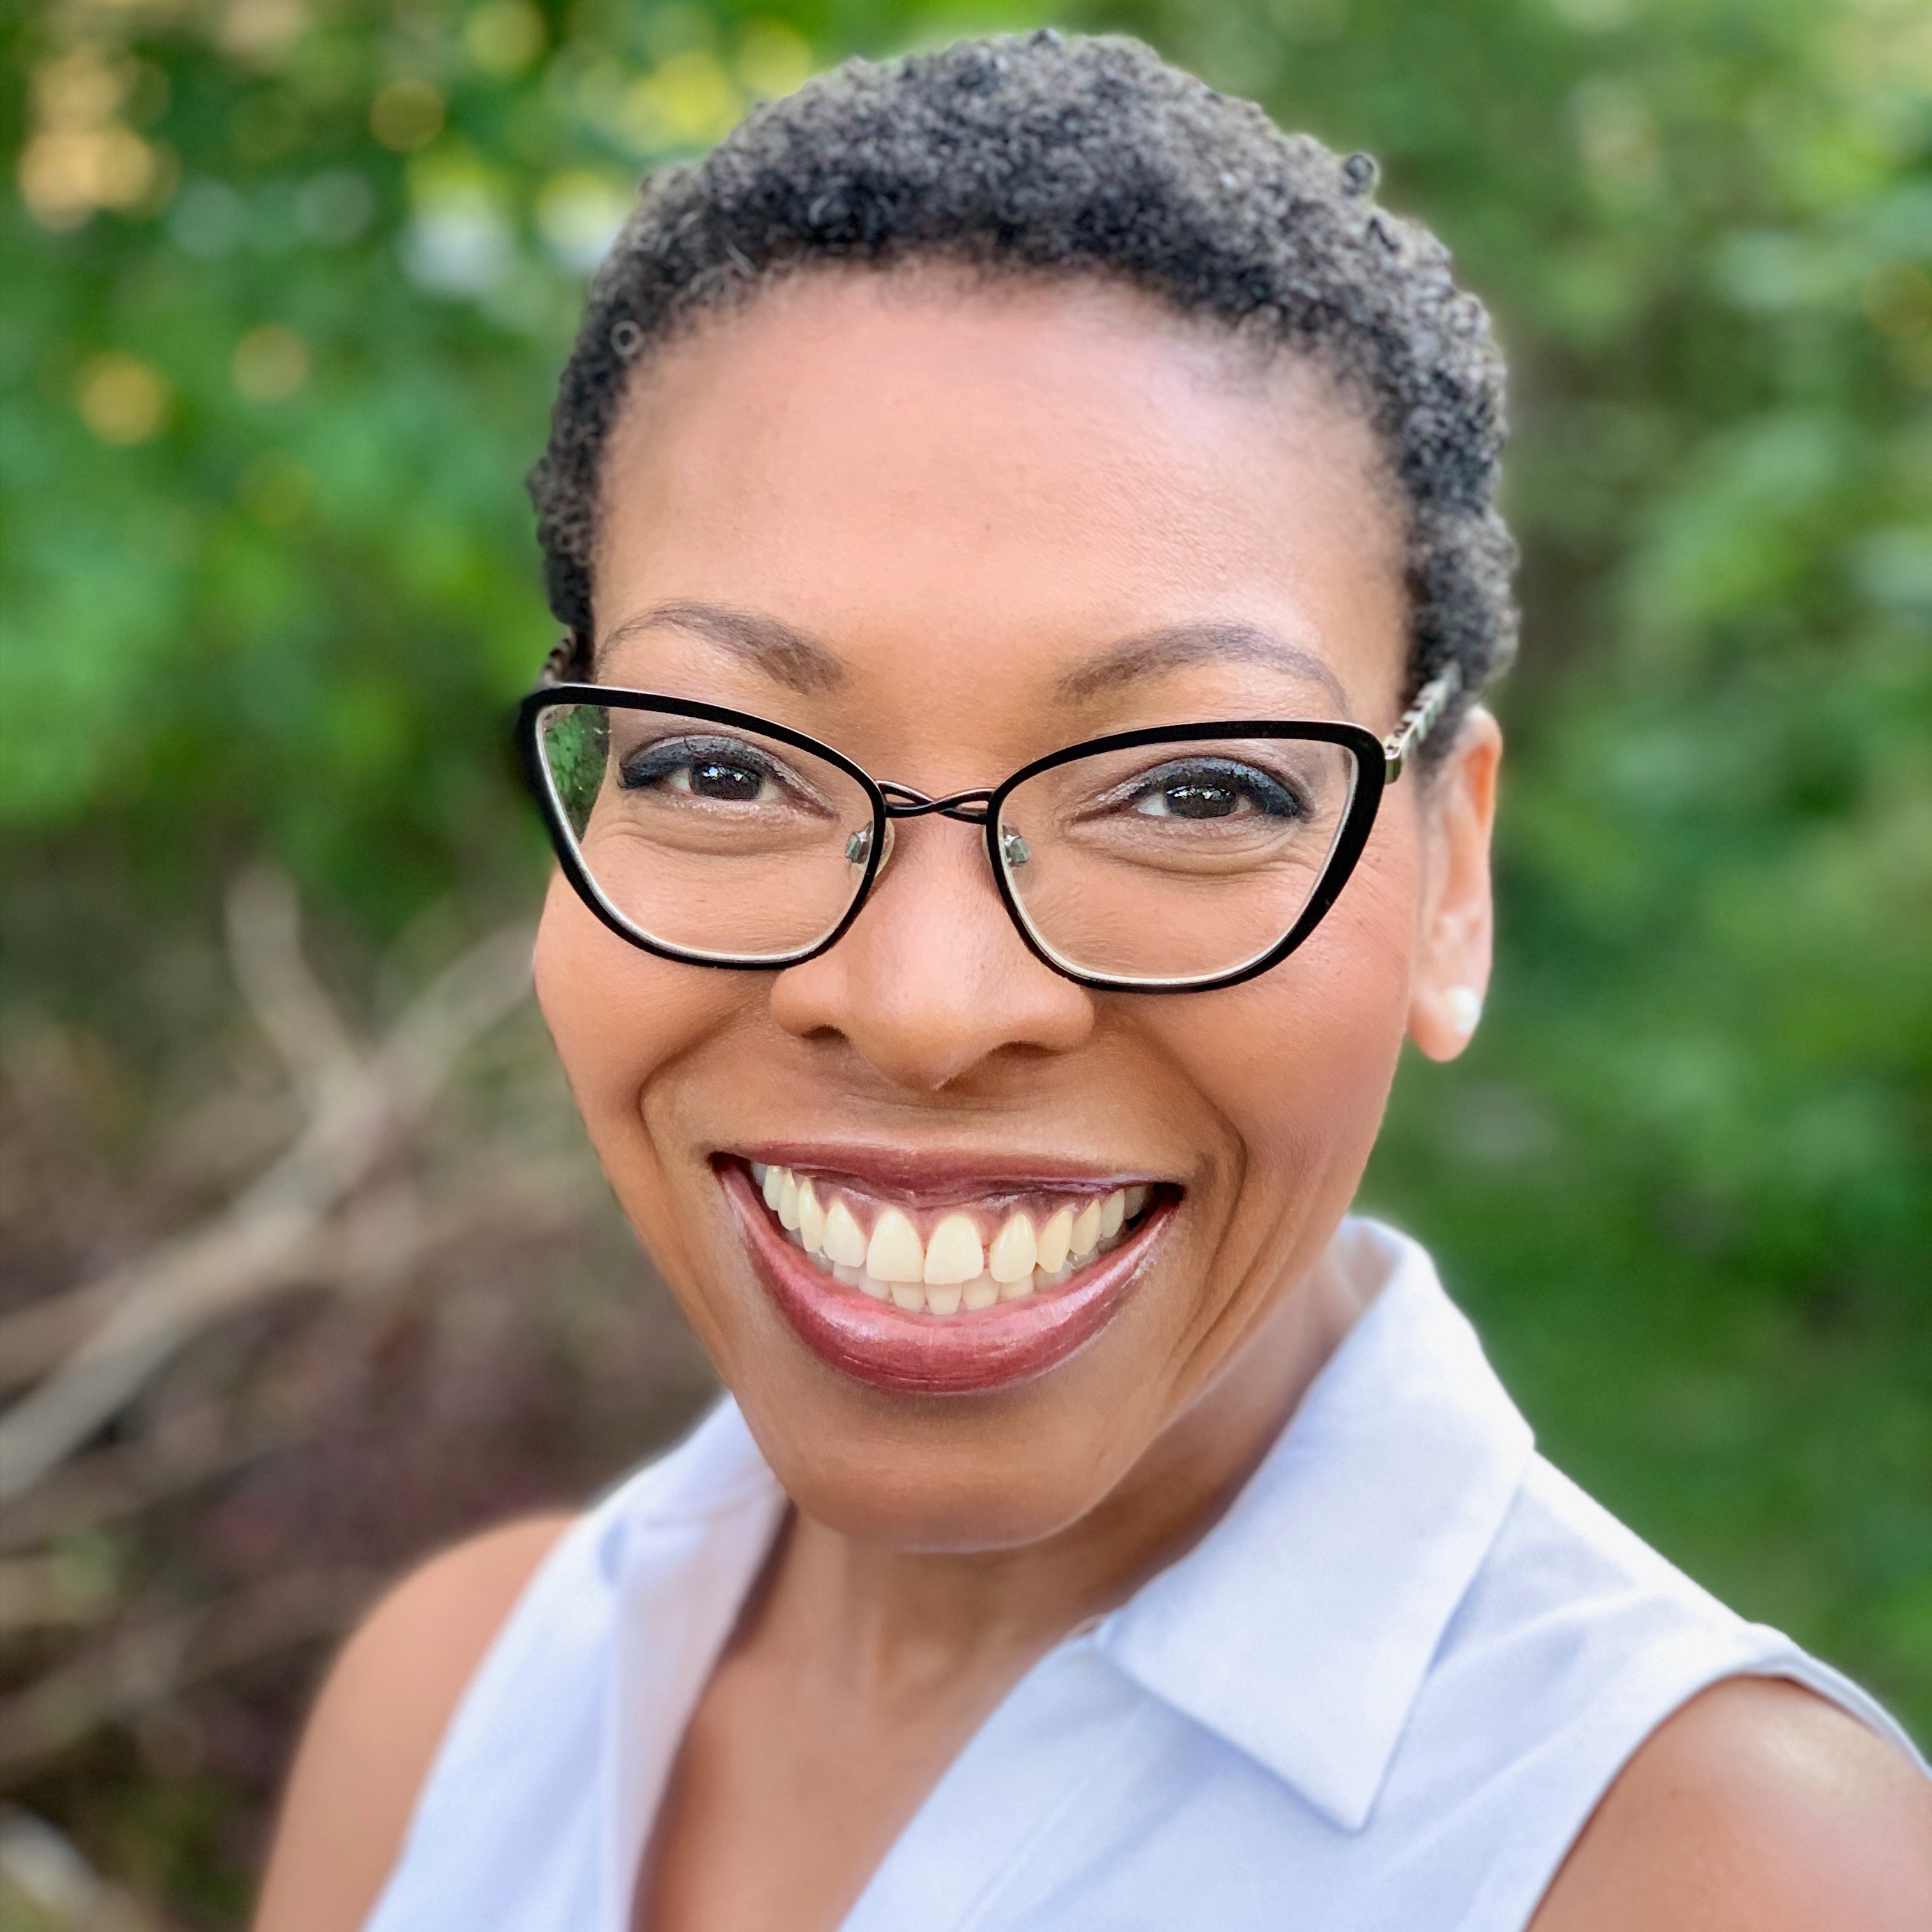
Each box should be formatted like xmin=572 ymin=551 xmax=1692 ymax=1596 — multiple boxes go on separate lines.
xmin=722 ymin=1161 xmax=1165 ymax=1395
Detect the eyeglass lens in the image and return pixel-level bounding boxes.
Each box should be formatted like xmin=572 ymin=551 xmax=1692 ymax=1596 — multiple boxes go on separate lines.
xmin=535 ymin=703 xmax=1361 ymax=983
xmin=535 ymin=702 xmax=876 ymax=962
xmin=995 ymin=736 xmax=1358 ymax=985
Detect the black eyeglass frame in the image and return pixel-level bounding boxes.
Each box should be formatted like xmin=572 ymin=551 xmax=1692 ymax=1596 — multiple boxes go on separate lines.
xmin=515 ymin=659 xmax=1462 ymax=996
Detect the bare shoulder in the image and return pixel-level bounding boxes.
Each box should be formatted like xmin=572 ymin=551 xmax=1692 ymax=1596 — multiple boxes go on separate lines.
xmin=252 ymin=1512 xmax=574 ymax=1932
xmin=1533 ymin=1675 xmax=1932 ymax=1932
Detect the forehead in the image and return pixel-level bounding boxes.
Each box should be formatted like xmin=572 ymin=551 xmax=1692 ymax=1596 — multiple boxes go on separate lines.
xmin=592 ymin=269 xmax=1407 ymax=744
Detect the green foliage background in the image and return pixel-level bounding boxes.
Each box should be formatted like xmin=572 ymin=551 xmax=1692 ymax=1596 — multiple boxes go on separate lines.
xmin=3 ymin=0 xmax=1929 ymax=1828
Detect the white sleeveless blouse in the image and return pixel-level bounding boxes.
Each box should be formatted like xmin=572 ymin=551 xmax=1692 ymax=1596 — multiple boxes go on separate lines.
xmin=364 ymin=1219 xmax=1922 ymax=1931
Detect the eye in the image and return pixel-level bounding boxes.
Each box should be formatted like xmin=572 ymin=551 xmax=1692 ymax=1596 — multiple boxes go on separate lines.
xmin=1127 ymin=759 xmax=1305 ymax=822
xmin=682 ymin=757 xmax=765 ymax=803
xmin=617 ymin=735 xmax=782 ymax=804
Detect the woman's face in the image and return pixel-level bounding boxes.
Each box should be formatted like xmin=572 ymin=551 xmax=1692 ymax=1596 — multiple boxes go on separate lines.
xmin=535 ymin=270 xmax=1497 ymax=1550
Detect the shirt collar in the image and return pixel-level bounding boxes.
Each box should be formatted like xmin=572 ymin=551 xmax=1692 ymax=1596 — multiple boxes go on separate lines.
xmin=597 ymin=1400 xmax=788 ymax=1928
xmin=1092 ymin=1218 xmax=1535 ymax=1833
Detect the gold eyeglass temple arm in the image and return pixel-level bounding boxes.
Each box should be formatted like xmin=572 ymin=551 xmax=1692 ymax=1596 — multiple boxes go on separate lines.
xmin=1382 ymin=663 xmax=1464 ymax=782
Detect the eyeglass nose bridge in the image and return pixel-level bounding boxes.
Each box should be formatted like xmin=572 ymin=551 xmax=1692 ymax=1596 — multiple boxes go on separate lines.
xmin=840 ymin=785 xmax=1002 ymax=884
xmin=877 ymin=783 xmax=994 ymax=824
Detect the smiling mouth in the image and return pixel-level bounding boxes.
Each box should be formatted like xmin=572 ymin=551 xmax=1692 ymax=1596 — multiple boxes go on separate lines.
xmin=721 ymin=1154 xmax=1172 ymax=1393
xmin=747 ymin=1161 xmax=1156 ymax=1314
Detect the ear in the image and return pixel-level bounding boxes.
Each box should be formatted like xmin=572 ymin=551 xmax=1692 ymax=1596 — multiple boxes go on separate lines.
xmin=1406 ymin=707 xmax=1502 ymax=1062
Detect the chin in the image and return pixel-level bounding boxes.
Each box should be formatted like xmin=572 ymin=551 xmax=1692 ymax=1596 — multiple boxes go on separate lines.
xmin=735 ymin=1363 xmax=1151 ymax=1555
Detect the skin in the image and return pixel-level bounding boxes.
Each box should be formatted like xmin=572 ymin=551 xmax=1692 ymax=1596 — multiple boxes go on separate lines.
xmin=253 ymin=272 xmax=1932 ymax=1932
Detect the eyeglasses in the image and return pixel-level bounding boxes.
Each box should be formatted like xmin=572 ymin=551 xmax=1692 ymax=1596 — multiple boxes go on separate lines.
xmin=516 ymin=654 xmax=1460 ymax=994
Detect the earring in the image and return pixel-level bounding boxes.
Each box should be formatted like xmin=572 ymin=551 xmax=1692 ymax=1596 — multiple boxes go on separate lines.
xmin=1445 ymin=987 xmax=1483 ymax=1036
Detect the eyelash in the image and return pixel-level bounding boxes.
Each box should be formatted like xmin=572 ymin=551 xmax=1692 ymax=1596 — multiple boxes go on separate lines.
xmin=617 ymin=735 xmax=779 ymax=788
xmin=1105 ymin=758 xmax=1310 ymax=820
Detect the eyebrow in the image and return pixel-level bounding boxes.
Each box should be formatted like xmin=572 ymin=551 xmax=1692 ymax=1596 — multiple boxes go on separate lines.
xmin=597 ymin=600 xmax=847 ymax=696
xmin=1054 ymin=622 xmax=1352 ymax=713
xmin=599 ymin=604 xmax=1351 ymax=713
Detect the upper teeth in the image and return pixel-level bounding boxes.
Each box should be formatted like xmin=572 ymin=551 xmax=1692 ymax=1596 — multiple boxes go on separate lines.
xmin=747 ymin=1165 xmax=1151 ymax=1315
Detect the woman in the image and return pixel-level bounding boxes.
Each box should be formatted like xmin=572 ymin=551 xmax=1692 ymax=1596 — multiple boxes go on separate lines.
xmin=255 ymin=33 xmax=1931 ymax=1932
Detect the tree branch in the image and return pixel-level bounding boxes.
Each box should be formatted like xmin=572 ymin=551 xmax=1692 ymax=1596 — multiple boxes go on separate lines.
xmin=0 ymin=919 xmax=535 ymax=1505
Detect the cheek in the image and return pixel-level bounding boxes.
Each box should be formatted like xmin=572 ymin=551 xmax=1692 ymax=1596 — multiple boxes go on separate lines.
xmin=1156 ymin=829 xmax=1418 ymax=1207
xmin=532 ymin=873 xmax=740 ymax=1236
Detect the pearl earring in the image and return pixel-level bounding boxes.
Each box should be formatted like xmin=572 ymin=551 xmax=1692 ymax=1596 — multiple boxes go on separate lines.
xmin=1445 ymin=987 xmax=1483 ymax=1036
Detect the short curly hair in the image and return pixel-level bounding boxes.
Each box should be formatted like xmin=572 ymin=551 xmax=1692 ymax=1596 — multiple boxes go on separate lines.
xmin=530 ymin=29 xmax=1516 ymax=747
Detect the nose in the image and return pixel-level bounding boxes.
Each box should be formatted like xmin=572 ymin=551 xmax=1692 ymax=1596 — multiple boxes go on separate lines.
xmin=768 ymin=815 xmax=1096 ymax=1091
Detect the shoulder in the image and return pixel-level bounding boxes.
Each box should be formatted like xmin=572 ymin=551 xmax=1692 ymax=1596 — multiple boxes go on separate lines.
xmin=252 ymin=1512 xmax=575 ymax=1932
xmin=1532 ymin=1676 xmax=1932 ymax=1932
